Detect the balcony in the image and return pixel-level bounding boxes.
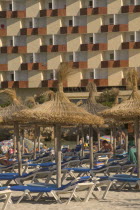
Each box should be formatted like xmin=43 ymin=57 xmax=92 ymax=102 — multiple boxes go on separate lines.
xmin=67 ymin=62 xmax=88 ymax=69
xmin=1 ymin=81 xmax=28 ymax=88
xmin=60 ymin=26 xmax=87 ymax=34
xmin=0 ymin=64 xmax=8 ymax=71
xmin=40 ymin=45 xmax=67 ymax=52
xmin=1 ymin=46 xmax=27 ymax=54
xmin=40 ymin=8 xmax=66 ymax=17
xmin=21 ymin=63 xmax=47 ymax=71
xmin=20 ymin=28 xmax=46 ymax=35
xmin=80 ymin=43 xmax=107 ymax=51
xmin=0 ymin=29 xmax=7 ymax=36
xmin=80 ymin=7 xmax=107 ymax=15
xmin=0 ymin=11 xmax=26 ymax=18
xmin=101 ymin=60 xmax=128 ymax=68
xmin=42 ymin=80 xmax=67 ymax=88
xmin=101 ymin=24 xmax=128 ymax=32
xmin=81 ymin=79 xmax=108 ymax=87
xmin=121 ymin=5 xmax=140 ymax=13
xmin=122 ymin=42 xmax=140 ymax=49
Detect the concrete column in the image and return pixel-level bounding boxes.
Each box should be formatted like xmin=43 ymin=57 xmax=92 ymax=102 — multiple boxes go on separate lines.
xmin=114 ymin=14 xmax=118 ymax=25
xmin=12 ymin=0 xmax=15 ymax=11
xmin=135 ymin=31 xmax=139 ymax=42
xmin=13 ymin=36 xmax=15 ymax=46
xmin=93 ymin=33 xmax=96 ymax=44
xmin=92 ymin=0 xmax=96 ymax=8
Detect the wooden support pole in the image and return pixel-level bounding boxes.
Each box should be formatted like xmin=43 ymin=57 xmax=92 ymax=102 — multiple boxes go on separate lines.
xmin=55 ymin=124 xmax=61 ymax=188
xmin=20 ymin=129 xmax=24 ymax=155
xmin=134 ymin=122 xmax=137 ymax=146
xmin=97 ymin=127 xmax=100 ymax=151
xmin=125 ymin=129 xmax=128 ymax=153
xmin=37 ymin=127 xmax=41 ymax=153
xmin=135 ymin=119 xmax=140 ymax=178
xmin=14 ymin=122 xmax=22 ymax=176
xmin=13 ymin=125 xmax=17 ymax=155
xmin=113 ymin=127 xmax=116 ymax=156
xmin=110 ymin=128 xmax=113 ymax=145
xmin=81 ymin=126 xmax=85 ymax=157
xmin=34 ymin=126 xmax=37 ymax=159
xmin=89 ymin=125 xmax=93 ymax=169
xmin=76 ymin=127 xmax=80 ymax=145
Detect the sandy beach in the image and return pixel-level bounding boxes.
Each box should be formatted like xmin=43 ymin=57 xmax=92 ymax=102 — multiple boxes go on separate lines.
xmin=0 ymin=189 xmax=139 ymax=210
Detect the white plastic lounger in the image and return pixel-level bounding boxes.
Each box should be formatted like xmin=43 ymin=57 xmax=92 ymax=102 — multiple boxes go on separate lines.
xmin=0 ymin=190 xmax=12 ymax=210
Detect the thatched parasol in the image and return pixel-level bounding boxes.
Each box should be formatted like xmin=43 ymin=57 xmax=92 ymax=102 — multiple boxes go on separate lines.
xmin=80 ymin=81 xmax=109 ymax=152
xmin=101 ymin=69 xmax=140 ymax=177
xmin=13 ymin=63 xmax=104 ymax=187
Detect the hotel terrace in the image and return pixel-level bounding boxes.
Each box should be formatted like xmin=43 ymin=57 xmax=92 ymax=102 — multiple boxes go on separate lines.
xmin=0 ymin=0 xmax=139 ymax=99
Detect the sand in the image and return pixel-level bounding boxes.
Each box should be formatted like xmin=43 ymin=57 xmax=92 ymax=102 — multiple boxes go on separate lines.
xmin=0 ymin=189 xmax=139 ymax=210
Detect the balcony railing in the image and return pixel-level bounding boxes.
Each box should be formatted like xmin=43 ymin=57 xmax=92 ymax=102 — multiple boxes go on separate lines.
xmin=101 ymin=24 xmax=128 ymax=32
xmin=81 ymin=79 xmax=108 ymax=87
xmin=21 ymin=63 xmax=47 ymax=71
xmin=80 ymin=7 xmax=107 ymax=15
xmin=0 ymin=10 xmax=26 ymax=18
xmin=0 ymin=29 xmax=7 ymax=36
xmin=121 ymin=5 xmax=140 ymax=13
xmin=40 ymin=8 xmax=66 ymax=17
xmin=122 ymin=42 xmax=140 ymax=49
xmin=42 ymin=80 xmax=67 ymax=88
xmin=20 ymin=28 xmax=46 ymax=35
xmin=40 ymin=45 xmax=67 ymax=52
xmin=80 ymin=43 xmax=107 ymax=51
xmin=67 ymin=61 xmax=88 ymax=69
xmin=101 ymin=60 xmax=129 ymax=68
xmin=1 ymin=46 xmax=27 ymax=53
xmin=1 ymin=81 xmax=28 ymax=88
xmin=60 ymin=26 xmax=87 ymax=34
xmin=0 ymin=64 xmax=8 ymax=71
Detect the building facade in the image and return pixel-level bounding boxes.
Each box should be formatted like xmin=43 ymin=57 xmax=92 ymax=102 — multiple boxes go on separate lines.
xmin=0 ymin=0 xmax=139 ymax=97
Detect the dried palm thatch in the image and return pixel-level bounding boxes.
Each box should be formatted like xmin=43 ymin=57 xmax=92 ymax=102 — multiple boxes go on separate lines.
xmin=101 ymin=69 xmax=140 ymax=121
xmin=24 ymin=96 xmax=37 ymax=108
xmin=80 ymin=81 xmax=109 ymax=115
xmin=0 ymin=89 xmax=26 ymax=123
xmin=13 ymin=63 xmax=104 ymax=126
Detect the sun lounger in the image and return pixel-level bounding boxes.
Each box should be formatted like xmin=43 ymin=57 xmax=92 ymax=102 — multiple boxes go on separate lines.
xmin=0 ymin=190 xmax=12 ymax=210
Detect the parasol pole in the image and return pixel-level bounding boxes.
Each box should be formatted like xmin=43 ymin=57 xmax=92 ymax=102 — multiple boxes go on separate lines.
xmin=14 ymin=122 xmax=22 ymax=176
xmin=125 ymin=129 xmax=128 ymax=153
xmin=134 ymin=122 xmax=137 ymax=146
xmin=113 ymin=126 xmax=116 ymax=156
xmin=21 ymin=129 xmax=24 ymax=155
xmin=76 ymin=126 xmax=80 ymax=145
xmin=97 ymin=126 xmax=100 ymax=151
xmin=13 ymin=125 xmax=17 ymax=156
xmin=33 ymin=125 xmax=37 ymax=159
xmin=110 ymin=127 xmax=113 ymax=145
xmin=55 ymin=124 xmax=61 ymax=188
xmin=37 ymin=127 xmax=41 ymax=153
xmin=136 ymin=118 xmax=140 ymax=178
xmin=81 ymin=125 xmax=85 ymax=157
xmin=89 ymin=125 xmax=93 ymax=169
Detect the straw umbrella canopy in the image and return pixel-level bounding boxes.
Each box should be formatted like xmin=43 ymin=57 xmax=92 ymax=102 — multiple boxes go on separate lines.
xmin=0 ymin=89 xmax=27 ymax=175
xmin=13 ymin=63 xmax=104 ymax=187
xmin=101 ymin=69 xmax=140 ymax=177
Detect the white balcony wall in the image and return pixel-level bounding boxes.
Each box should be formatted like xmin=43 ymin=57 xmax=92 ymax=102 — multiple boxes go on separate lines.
xmin=75 ymin=16 xmax=87 ymax=26
xmin=40 ymin=53 xmax=47 ymax=65
xmin=38 ymin=17 xmax=47 ymax=27
xmin=120 ymin=50 xmax=128 ymax=60
xmin=96 ymin=33 xmax=107 ymax=43
xmin=14 ymin=71 xmax=28 ymax=81
xmin=95 ymin=69 xmax=108 ymax=79
xmin=118 ymin=14 xmax=128 ymax=24
xmin=75 ymin=52 xmax=87 ymax=62
xmin=53 ymin=0 xmax=66 ymax=9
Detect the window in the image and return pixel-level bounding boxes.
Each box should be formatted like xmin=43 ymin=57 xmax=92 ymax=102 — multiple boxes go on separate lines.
xmin=30 ymin=55 xmax=33 ymax=63
xmin=9 ymin=4 xmax=12 ymax=11
xmin=10 ymin=40 xmax=13 ymax=46
xmin=49 ymin=38 xmax=53 ymax=45
xmin=130 ymin=0 xmax=134 ymax=5
xmin=89 ymin=37 xmax=93 ymax=44
xmin=109 ymin=18 xmax=114 ymax=25
xmin=69 ymin=20 xmax=73 ymax=26
xmin=48 ymin=3 xmax=52 ymax=9
xmin=10 ymin=73 xmax=14 ymax=81
xmin=130 ymin=34 xmax=135 ymax=42
xmin=89 ymin=71 xmax=94 ymax=79
xmin=50 ymin=72 xmax=53 ymax=80
xmin=29 ymin=21 xmax=33 ymax=28
xmin=69 ymin=55 xmax=73 ymax=61
xmin=109 ymin=53 xmax=114 ymax=60
xmin=88 ymin=1 xmax=93 ymax=8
